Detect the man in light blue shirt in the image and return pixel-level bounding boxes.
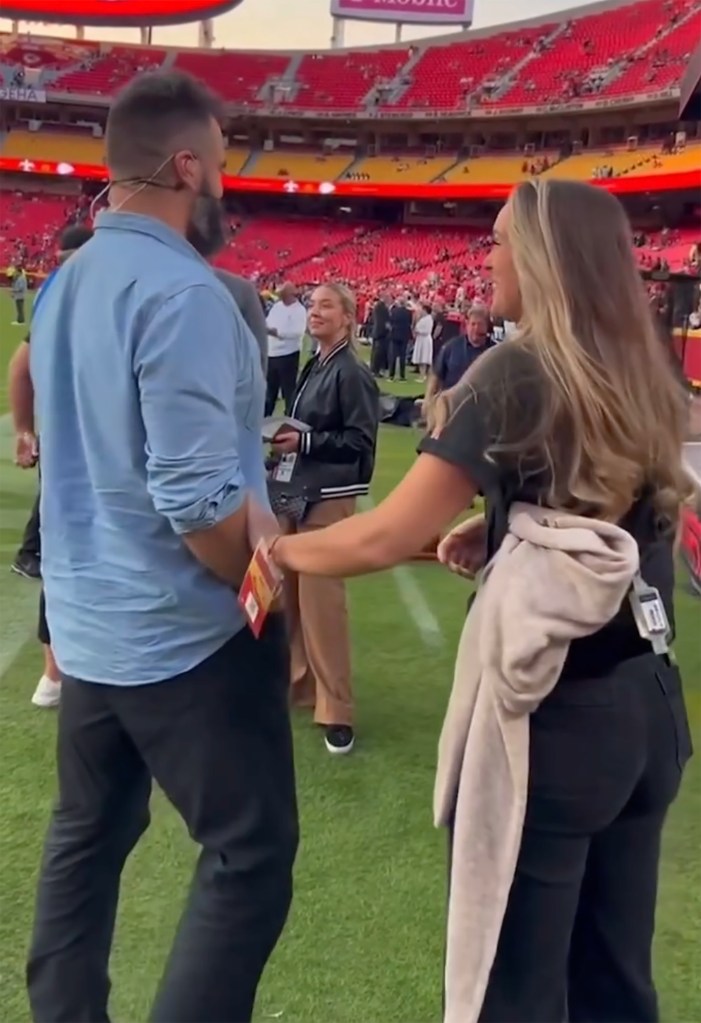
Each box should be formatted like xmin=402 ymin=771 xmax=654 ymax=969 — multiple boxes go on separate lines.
xmin=27 ymin=71 xmax=297 ymax=1023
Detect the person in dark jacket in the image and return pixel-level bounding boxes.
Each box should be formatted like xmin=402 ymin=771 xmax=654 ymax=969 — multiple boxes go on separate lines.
xmin=370 ymin=290 xmax=391 ymax=377
xmin=270 ymin=283 xmax=379 ymax=755
xmin=388 ymin=296 xmax=414 ymax=380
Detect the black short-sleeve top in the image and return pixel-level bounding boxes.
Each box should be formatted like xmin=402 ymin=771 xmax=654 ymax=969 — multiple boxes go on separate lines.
xmin=419 ymin=342 xmax=675 ymax=679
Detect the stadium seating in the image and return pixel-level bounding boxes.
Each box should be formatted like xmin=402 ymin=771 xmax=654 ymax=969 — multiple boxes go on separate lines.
xmin=636 ymin=226 xmax=701 ymax=274
xmin=244 ymin=151 xmax=354 ymax=181
xmin=225 ymin=148 xmax=251 ymax=176
xmin=0 ymin=0 xmax=695 ymax=111
xmin=603 ymin=6 xmax=701 ymax=97
xmin=292 ymin=49 xmax=410 ymax=111
xmin=1 ymin=128 xmax=104 ymax=164
xmin=488 ymin=0 xmax=696 ymax=109
xmin=387 ymin=27 xmax=552 ymax=111
xmin=280 ymin=225 xmax=489 ymax=288
xmin=490 ymin=0 xmax=676 ymax=108
xmin=0 ymin=189 xmax=84 ymax=273
xmin=342 ymin=155 xmax=458 ymax=184
xmin=441 ymin=154 xmax=558 ymax=185
xmin=636 ymin=143 xmax=701 ymax=176
xmin=542 ymin=142 xmax=701 ymax=180
xmin=215 ymin=217 xmax=362 ymax=280
xmin=541 ymin=148 xmax=651 ymax=180
xmin=0 ymin=36 xmax=98 ymax=72
xmin=1 ymin=188 xmax=697 ymax=285
xmin=173 ymin=50 xmax=290 ymax=105
xmin=55 ymin=46 xmax=166 ymax=96
xmin=2 ymin=123 xmax=696 ymax=193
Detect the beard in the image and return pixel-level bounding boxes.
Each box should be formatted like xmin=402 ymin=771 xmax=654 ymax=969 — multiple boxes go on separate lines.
xmin=186 ymin=194 xmax=229 ymax=260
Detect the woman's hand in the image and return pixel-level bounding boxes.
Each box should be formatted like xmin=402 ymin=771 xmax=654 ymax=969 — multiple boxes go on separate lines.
xmin=270 ymin=430 xmax=300 ymax=455
xmin=437 ymin=514 xmax=487 ymax=579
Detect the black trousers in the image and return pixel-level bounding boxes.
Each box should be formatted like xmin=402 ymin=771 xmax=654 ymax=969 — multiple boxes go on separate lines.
xmin=388 ymin=338 xmax=408 ymax=379
xmin=477 ymin=653 xmax=692 ymax=1023
xmin=370 ymin=334 xmax=389 ymax=375
xmin=18 ymin=490 xmax=41 ymax=560
xmin=265 ymin=352 xmax=300 ymax=417
xmin=15 ymin=296 xmax=26 ymax=323
xmin=37 ymin=589 xmax=50 ymax=645
xmin=27 ymin=617 xmax=298 ymax=1023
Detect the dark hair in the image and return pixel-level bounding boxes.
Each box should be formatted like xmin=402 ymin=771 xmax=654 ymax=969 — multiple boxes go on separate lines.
xmin=59 ymin=223 xmax=93 ymax=253
xmin=105 ymin=70 xmax=223 ymax=180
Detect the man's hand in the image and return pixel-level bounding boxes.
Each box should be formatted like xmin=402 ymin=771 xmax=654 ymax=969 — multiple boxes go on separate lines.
xmin=15 ymin=431 xmax=38 ymax=469
xmin=437 ymin=514 xmax=487 ymax=579
xmin=271 ymin=430 xmax=300 ymax=455
xmin=268 ymin=327 xmax=279 ymax=338
xmin=247 ymin=498 xmax=282 ymax=560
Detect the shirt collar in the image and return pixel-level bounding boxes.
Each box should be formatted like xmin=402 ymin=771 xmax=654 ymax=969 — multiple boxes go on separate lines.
xmin=317 ymin=340 xmax=349 ymax=366
xmin=460 ymin=335 xmax=489 ymax=351
xmin=94 ymin=210 xmax=208 ymax=266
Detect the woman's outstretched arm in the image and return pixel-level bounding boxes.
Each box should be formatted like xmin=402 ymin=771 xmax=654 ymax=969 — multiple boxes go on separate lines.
xmin=265 ymin=453 xmax=476 ymax=578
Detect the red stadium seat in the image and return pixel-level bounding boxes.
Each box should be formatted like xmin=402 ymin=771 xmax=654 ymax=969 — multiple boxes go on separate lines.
xmin=173 ymin=50 xmax=290 ymax=105
xmin=0 ymin=0 xmax=695 ymax=110
xmin=0 ymin=189 xmax=86 ymax=276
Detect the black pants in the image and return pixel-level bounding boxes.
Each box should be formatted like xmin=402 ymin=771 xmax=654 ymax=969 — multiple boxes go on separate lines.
xmin=15 ymin=297 xmax=26 ymax=323
xmin=265 ymin=352 xmax=300 ymax=417
xmin=370 ymin=334 xmax=389 ymax=376
xmin=477 ymin=653 xmax=692 ymax=1022
xmin=388 ymin=338 xmax=408 ymax=379
xmin=37 ymin=589 xmax=50 ymax=645
xmin=17 ymin=490 xmax=41 ymax=560
xmin=27 ymin=617 xmax=298 ymax=1023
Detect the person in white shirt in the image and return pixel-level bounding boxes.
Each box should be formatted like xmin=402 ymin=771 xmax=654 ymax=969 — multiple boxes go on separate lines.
xmin=412 ymin=303 xmax=435 ymax=380
xmin=265 ymin=281 xmax=308 ymax=415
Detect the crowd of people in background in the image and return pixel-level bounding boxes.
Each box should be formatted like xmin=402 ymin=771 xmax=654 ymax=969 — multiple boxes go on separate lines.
xmin=3 ymin=188 xmax=699 ymax=309
xmin=2 ymin=63 xmax=700 ymax=1023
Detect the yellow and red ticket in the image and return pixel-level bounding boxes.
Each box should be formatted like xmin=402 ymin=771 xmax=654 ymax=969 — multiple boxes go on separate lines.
xmin=238 ymin=542 xmax=283 ymax=637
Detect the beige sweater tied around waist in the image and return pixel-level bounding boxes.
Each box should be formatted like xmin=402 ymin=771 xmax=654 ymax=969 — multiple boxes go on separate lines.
xmin=435 ymin=502 xmax=640 ymax=1023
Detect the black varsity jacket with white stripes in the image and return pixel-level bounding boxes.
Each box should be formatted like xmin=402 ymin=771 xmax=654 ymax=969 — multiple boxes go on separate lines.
xmin=289 ymin=340 xmax=380 ymax=501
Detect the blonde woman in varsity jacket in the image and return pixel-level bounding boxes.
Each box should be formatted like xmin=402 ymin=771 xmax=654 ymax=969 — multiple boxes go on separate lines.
xmin=269 ymin=283 xmax=379 ymax=755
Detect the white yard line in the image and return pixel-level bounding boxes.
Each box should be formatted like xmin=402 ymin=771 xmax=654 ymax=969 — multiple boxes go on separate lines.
xmin=359 ymin=496 xmax=444 ymax=648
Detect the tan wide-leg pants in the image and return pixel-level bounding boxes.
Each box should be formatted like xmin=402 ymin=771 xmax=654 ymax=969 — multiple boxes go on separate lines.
xmin=282 ymin=497 xmax=355 ymax=727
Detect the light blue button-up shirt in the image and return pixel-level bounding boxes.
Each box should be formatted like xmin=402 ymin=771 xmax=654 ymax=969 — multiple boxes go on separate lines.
xmin=30 ymin=211 xmax=269 ymax=685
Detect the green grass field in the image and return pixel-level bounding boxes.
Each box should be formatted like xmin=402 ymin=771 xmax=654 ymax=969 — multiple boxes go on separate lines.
xmin=0 ymin=288 xmax=699 ymax=1023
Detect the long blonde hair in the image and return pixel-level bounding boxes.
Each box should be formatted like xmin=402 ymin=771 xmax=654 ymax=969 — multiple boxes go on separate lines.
xmin=433 ymin=179 xmax=691 ymax=525
xmin=316 ymin=281 xmax=358 ymax=349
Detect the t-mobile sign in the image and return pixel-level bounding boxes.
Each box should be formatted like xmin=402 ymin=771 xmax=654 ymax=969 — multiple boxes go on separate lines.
xmin=330 ymin=0 xmax=473 ymax=25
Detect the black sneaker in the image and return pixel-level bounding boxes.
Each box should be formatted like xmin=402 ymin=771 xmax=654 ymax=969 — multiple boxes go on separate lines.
xmin=324 ymin=725 xmax=355 ymax=756
xmin=11 ymin=553 xmax=41 ymax=580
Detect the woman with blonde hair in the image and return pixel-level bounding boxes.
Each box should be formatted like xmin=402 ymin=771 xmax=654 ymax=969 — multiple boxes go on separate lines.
xmin=253 ymin=180 xmax=693 ymax=1020
xmin=268 ymin=283 xmax=379 ymax=755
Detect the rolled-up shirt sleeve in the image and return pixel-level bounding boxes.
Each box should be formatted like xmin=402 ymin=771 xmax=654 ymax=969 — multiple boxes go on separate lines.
xmin=134 ymin=284 xmax=244 ymax=535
